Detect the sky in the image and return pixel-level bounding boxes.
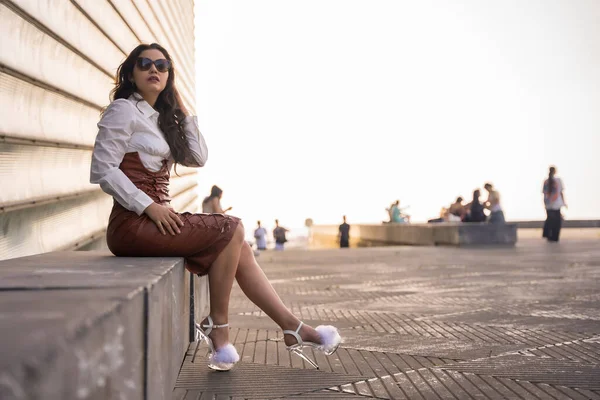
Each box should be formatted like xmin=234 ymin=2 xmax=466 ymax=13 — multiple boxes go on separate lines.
xmin=193 ymin=0 xmax=599 ymax=233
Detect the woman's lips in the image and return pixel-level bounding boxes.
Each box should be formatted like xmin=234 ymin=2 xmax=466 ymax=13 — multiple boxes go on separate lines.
xmin=147 ymin=76 xmax=160 ymax=83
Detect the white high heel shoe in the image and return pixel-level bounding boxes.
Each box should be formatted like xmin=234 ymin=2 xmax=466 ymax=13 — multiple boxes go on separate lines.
xmin=192 ymin=316 xmax=239 ymax=371
xmin=284 ymin=321 xmax=342 ymax=369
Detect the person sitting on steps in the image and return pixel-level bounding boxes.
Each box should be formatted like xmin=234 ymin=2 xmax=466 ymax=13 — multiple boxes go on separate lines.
xmin=90 ymin=43 xmax=342 ymax=372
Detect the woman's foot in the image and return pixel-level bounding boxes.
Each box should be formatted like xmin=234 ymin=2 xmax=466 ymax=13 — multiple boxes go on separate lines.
xmin=283 ymin=322 xmax=321 ymax=347
xmin=283 ymin=321 xmax=342 ymax=369
xmin=197 ymin=316 xmax=239 ymax=371
xmin=201 ymin=317 xmax=230 ymax=350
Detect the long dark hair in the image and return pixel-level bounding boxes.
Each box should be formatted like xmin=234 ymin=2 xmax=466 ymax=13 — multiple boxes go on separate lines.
xmin=202 ymin=185 xmax=223 ymax=205
xmin=546 ymin=166 xmax=556 ymax=194
xmin=110 ymin=43 xmax=192 ymax=165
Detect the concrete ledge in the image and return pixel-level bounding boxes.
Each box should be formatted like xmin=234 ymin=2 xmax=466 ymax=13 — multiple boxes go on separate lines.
xmin=515 ymin=219 xmax=600 ymax=229
xmin=433 ymin=223 xmax=517 ymax=246
xmin=0 ymin=251 xmax=191 ymax=400
xmin=311 ymin=224 xmax=434 ymax=247
xmin=311 ymin=223 xmax=517 ymax=247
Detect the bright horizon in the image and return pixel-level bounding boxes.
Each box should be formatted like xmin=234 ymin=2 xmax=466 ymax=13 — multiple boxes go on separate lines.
xmin=193 ymin=1 xmax=600 ymax=233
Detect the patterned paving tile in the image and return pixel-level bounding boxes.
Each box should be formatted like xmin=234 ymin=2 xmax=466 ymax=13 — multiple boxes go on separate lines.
xmin=175 ymin=241 xmax=600 ymax=398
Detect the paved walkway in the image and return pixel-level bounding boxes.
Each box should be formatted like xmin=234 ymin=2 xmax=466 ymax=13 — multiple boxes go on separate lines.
xmin=173 ymin=237 xmax=600 ymax=399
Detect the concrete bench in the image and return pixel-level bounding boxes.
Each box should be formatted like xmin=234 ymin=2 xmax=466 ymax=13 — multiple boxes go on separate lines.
xmin=432 ymin=222 xmax=518 ymax=246
xmin=310 ymin=223 xmax=517 ymax=247
xmin=0 ymin=251 xmax=193 ymax=400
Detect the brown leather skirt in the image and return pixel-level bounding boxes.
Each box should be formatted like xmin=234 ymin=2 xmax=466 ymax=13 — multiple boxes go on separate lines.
xmin=106 ymin=152 xmax=241 ymax=276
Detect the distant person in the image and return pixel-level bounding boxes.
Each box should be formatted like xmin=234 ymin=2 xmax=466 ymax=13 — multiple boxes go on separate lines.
xmin=464 ymin=190 xmax=486 ymax=222
xmin=338 ymin=216 xmax=350 ymax=248
xmin=202 ymin=185 xmax=232 ymax=214
xmin=390 ymin=200 xmax=410 ymax=223
xmin=273 ymin=219 xmax=289 ymax=251
xmin=428 ymin=207 xmax=448 ymax=223
xmin=542 ymin=166 xmax=567 ymax=242
xmin=448 ymin=197 xmax=465 ymax=222
xmin=483 ymin=183 xmax=505 ymax=224
xmin=254 ymin=220 xmax=268 ymax=250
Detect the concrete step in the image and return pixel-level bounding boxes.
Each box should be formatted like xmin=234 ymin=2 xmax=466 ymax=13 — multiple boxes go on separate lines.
xmin=0 ymin=251 xmax=191 ymax=400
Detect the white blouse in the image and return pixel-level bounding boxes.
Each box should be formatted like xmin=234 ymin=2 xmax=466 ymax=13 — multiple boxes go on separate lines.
xmin=90 ymin=93 xmax=208 ymax=216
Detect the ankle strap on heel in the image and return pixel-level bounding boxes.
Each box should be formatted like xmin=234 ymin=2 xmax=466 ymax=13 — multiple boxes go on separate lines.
xmin=283 ymin=321 xmax=304 ymax=345
xmin=196 ymin=316 xmax=229 ymax=336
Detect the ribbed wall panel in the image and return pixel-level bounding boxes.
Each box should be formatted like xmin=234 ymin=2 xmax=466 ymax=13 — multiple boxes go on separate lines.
xmin=0 ymin=72 xmax=99 ymax=145
xmin=72 ymin=0 xmax=140 ymax=55
xmin=0 ymin=0 xmax=197 ymax=260
xmin=0 ymin=3 xmax=111 ymax=107
xmin=166 ymin=0 xmax=195 ymax=50
xmin=0 ymin=140 xmax=199 ymax=211
xmin=109 ymin=0 xmax=156 ymax=43
xmin=170 ymin=173 xmax=199 ymax=198
xmin=171 ymin=189 xmax=199 ymax=213
xmin=0 ymin=193 xmax=112 ymax=260
xmin=173 ymin=164 xmax=199 ymax=177
xmin=14 ymin=0 xmax=125 ymax=74
xmin=0 ymin=144 xmax=95 ymax=207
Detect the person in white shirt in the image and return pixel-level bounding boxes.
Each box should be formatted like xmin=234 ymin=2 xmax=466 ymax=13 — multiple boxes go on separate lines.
xmin=90 ymin=43 xmax=340 ymax=372
xmin=253 ymin=221 xmax=267 ymax=250
xmin=542 ymin=166 xmax=567 ymax=242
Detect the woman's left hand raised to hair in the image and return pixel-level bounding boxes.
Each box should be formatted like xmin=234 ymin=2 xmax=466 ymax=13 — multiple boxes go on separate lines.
xmin=175 ymin=88 xmax=189 ymax=116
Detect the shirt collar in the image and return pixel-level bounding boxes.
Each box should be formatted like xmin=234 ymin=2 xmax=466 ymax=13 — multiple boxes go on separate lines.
xmin=129 ymin=92 xmax=159 ymax=118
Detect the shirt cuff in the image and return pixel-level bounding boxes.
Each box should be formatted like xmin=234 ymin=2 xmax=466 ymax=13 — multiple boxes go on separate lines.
xmin=131 ymin=191 xmax=155 ymax=216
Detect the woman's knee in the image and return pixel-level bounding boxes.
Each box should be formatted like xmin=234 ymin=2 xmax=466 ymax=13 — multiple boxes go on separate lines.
xmin=232 ymin=222 xmax=245 ymax=244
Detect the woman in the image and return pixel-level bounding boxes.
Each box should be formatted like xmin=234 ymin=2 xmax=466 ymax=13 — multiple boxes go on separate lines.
xmin=542 ymin=166 xmax=566 ymax=242
xmin=202 ymin=185 xmax=232 ymax=214
xmin=90 ymin=43 xmax=341 ymax=371
xmin=464 ymin=190 xmax=486 ymax=223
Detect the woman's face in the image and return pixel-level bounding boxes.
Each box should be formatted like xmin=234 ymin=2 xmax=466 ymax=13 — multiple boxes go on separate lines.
xmin=131 ymin=49 xmax=170 ymax=97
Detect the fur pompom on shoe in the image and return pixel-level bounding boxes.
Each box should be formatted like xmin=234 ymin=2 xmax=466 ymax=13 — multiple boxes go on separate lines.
xmin=210 ymin=344 xmax=240 ymax=364
xmin=208 ymin=344 xmax=239 ymax=371
xmin=315 ymin=325 xmax=342 ymax=355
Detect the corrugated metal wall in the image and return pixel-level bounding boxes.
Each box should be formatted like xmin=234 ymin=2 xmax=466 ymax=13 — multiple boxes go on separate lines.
xmin=0 ymin=0 xmax=198 ymax=260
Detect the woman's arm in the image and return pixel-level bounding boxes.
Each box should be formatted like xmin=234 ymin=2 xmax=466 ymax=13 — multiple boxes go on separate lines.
xmin=90 ymin=100 xmax=154 ymax=215
xmin=176 ymin=89 xmax=208 ymax=167
xmin=211 ymin=197 xmax=231 ymax=214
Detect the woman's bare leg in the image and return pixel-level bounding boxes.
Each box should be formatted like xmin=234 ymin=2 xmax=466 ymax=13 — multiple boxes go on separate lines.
xmin=205 ymin=223 xmax=245 ymax=349
xmin=235 ymin=242 xmax=321 ymax=346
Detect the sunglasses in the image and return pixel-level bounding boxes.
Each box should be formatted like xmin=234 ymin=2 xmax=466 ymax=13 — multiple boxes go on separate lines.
xmin=136 ymin=57 xmax=171 ymax=72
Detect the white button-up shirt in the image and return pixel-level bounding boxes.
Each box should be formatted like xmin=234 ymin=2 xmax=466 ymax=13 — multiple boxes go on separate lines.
xmin=90 ymin=93 xmax=208 ymax=215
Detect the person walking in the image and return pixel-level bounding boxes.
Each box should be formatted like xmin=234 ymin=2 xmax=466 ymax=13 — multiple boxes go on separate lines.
xmin=254 ymin=220 xmax=268 ymax=251
xmin=90 ymin=43 xmax=341 ymax=372
xmin=273 ymin=219 xmax=289 ymax=251
xmin=542 ymin=166 xmax=567 ymax=242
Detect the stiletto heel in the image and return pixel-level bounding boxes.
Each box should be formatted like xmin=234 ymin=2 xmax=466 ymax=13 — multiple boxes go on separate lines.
xmin=283 ymin=321 xmax=342 ymax=369
xmin=192 ymin=316 xmax=239 ymax=371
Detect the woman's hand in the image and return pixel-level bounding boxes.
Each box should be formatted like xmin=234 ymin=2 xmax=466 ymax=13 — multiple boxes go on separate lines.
xmin=144 ymin=203 xmax=184 ymax=235
xmin=174 ymin=87 xmax=189 ymax=116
